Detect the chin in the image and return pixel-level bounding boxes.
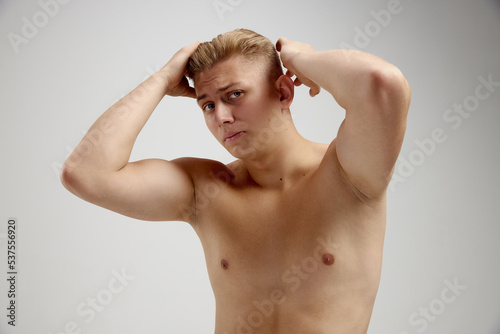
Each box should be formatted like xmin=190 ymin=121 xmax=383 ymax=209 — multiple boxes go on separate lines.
xmin=225 ymin=143 xmax=259 ymax=160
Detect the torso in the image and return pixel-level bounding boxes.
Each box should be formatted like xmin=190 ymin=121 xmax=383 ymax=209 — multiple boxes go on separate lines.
xmin=187 ymin=142 xmax=387 ymax=334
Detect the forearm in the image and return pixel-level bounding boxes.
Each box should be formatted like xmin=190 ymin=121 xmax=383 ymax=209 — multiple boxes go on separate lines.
xmin=63 ymin=71 xmax=169 ymax=176
xmin=61 ymin=42 xmax=199 ymax=197
xmin=291 ymin=49 xmax=404 ymax=109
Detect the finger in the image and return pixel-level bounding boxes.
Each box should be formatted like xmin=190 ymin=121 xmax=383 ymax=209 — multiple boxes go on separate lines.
xmin=293 ymin=78 xmax=302 ymax=86
xmin=276 ymin=37 xmax=284 ymax=52
xmin=309 ymin=86 xmax=321 ymax=97
xmin=286 ymin=70 xmax=297 ymax=79
xmin=180 ymin=76 xmax=197 ymax=98
xmin=184 ymin=86 xmax=197 ymax=99
xmin=276 ymin=37 xmax=290 ymax=52
xmin=169 ymin=42 xmax=201 ymax=68
xmin=183 ymin=41 xmax=202 ymax=54
xmin=174 ymin=42 xmax=201 ymax=62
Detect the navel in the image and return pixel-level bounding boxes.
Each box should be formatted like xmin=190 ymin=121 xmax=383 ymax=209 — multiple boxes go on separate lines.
xmin=221 ymin=259 xmax=229 ymax=270
xmin=322 ymin=253 xmax=335 ymax=266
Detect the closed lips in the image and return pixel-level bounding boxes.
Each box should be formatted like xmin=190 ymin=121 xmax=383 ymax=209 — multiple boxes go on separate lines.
xmin=224 ymin=131 xmax=245 ymax=142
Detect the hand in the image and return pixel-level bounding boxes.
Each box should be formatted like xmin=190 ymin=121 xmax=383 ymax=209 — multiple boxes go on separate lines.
xmin=158 ymin=42 xmax=201 ymax=98
xmin=276 ymin=37 xmax=321 ymax=97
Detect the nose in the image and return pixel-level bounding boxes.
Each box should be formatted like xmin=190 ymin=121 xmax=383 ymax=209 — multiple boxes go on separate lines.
xmin=215 ymin=104 xmax=234 ymax=126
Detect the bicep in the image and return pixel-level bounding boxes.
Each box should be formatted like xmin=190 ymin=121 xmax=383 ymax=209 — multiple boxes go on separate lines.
xmin=334 ymin=70 xmax=410 ymax=199
xmin=82 ymin=158 xmax=195 ymax=222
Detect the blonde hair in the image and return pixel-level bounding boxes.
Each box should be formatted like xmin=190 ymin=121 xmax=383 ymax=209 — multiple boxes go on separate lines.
xmin=187 ymin=29 xmax=283 ymax=85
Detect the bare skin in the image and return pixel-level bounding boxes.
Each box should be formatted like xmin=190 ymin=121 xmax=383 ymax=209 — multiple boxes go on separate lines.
xmin=61 ymin=37 xmax=410 ymax=333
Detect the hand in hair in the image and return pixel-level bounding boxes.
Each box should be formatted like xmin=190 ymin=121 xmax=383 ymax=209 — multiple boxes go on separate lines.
xmin=276 ymin=37 xmax=321 ymax=97
xmin=158 ymin=42 xmax=201 ymax=99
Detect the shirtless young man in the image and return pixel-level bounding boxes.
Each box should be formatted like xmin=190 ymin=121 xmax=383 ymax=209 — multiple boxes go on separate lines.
xmin=61 ymin=29 xmax=410 ymax=333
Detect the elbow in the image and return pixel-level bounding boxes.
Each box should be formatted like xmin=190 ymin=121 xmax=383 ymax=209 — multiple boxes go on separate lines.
xmin=60 ymin=162 xmax=80 ymax=195
xmin=60 ymin=162 xmax=94 ymax=200
xmin=369 ymin=66 xmax=411 ymax=114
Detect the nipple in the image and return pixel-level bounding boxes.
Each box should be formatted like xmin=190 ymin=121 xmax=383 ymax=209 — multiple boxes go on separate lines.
xmin=322 ymin=253 xmax=335 ymax=266
xmin=221 ymin=259 xmax=229 ymax=270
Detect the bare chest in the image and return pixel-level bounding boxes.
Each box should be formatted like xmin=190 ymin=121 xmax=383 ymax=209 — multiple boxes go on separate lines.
xmin=193 ymin=175 xmax=378 ymax=285
xmin=192 ymin=171 xmax=386 ymax=333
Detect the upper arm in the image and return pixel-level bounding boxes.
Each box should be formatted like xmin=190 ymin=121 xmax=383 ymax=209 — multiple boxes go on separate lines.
xmin=333 ymin=67 xmax=411 ymax=200
xmin=61 ymin=158 xmax=196 ymax=222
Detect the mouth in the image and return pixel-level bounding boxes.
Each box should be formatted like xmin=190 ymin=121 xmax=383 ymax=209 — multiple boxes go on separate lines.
xmin=224 ymin=131 xmax=246 ymax=143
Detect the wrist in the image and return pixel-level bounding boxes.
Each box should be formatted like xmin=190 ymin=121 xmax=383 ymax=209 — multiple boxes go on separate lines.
xmin=151 ymin=70 xmax=172 ymax=94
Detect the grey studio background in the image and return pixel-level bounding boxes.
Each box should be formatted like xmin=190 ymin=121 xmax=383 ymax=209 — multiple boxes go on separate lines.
xmin=1 ymin=0 xmax=499 ymax=333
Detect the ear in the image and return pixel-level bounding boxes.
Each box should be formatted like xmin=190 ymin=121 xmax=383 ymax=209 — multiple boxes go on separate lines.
xmin=275 ymin=74 xmax=294 ymax=110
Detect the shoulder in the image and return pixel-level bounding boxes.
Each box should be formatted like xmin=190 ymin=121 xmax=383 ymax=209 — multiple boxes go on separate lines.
xmin=173 ymin=157 xmax=242 ymax=186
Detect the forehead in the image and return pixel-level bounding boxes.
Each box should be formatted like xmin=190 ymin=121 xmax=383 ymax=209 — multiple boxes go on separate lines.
xmin=194 ymin=55 xmax=266 ymax=94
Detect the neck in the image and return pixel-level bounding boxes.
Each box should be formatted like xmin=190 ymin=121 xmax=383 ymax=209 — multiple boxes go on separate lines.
xmin=241 ymin=121 xmax=316 ymax=189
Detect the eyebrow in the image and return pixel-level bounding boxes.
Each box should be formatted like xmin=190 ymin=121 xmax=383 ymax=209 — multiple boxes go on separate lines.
xmin=196 ymin=82 xmax=242 ymax=103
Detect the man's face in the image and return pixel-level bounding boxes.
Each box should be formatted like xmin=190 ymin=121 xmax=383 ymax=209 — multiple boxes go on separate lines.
xmin=194 ymin=56 xmax=283 ymax=159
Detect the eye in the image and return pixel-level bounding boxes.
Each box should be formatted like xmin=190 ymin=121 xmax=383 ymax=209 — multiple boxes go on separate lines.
xmin=203 ymin=103 xmax=215 ymax=112
xmin=228 ymin=91 xmax=242 ymax=99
